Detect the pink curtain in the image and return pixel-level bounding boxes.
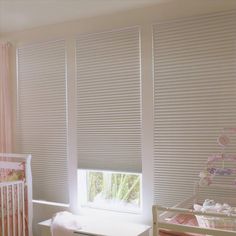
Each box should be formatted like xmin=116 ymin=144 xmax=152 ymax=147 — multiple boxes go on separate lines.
xmin=0 ymin=42 xmax=12 ymax=153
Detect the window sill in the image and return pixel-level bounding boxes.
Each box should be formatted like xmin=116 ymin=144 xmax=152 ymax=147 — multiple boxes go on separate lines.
xmin=33 ymin=199 xmax=70 ymax=208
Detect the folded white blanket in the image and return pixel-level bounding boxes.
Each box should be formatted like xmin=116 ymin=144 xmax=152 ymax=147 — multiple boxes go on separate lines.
xmin=51 ymin=211 xmax=81 ymax=236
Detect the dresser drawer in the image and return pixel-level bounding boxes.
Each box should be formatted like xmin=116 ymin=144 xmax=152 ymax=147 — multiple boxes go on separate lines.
xmin=74 ymin=233 xmax=104 ymax=236
xmin=74 ymin=234 xmax=100 ymax=236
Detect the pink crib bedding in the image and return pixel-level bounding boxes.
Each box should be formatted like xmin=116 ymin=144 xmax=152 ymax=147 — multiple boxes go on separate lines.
xmin=0 ymin=162 xmax=25 ymax=182
xmin=159 ymin=214 xmax=203 ymax=236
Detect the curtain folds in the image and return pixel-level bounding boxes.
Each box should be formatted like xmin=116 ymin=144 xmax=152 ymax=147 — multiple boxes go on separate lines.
xmin=0 ymin=42 xmax=12 ymax=153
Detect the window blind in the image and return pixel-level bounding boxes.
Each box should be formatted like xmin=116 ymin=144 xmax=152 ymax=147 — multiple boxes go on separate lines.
xmin=153 ymin=11 xmax=236 ymax=206
xmin=17 ymin=40 xmax=69 ymax=203
xmin=76 ymin=27 xmax=142 ymax=173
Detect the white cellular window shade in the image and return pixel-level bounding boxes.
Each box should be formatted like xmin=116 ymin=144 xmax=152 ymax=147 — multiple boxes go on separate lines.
xmin=153 ymin=11 xmax=236 ymax=206
xmin=17 ymin=40 xmax=69 ymax=203
xmin=76 ymin=27 xmax=142 ymax=173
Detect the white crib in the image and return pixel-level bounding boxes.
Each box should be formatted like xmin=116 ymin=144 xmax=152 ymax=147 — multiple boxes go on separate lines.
xmin=0 ymin=153 xmax=32 ymax=236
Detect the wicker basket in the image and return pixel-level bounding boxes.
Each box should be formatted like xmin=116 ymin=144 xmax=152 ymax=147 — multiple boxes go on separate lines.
xmin=196 ymin=213 xmax=236 ymax=230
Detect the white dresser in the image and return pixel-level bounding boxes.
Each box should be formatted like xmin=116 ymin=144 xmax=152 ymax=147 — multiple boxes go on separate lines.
xmin=39 ymin=216 xmax=150 ymax=236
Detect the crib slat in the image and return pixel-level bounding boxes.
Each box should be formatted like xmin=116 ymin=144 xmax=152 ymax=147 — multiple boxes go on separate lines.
xmin=1 ymin=186 xmax=5 ymax=236
xmin=7 ymin=185 xmax=10 ymax=236
xmin=12 ymin=184 xmax=16 ymax=236
xmin=17 ymin=184 xmax=20 ymax=236
xmin=22 ymin=183 xmax=25 ymax=236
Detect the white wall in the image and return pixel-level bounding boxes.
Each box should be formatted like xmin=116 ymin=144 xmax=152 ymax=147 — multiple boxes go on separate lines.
xmin=33 ymin=203 xmax=69 ymax=236
xmin=1 ymin=1 xmax=236 ymax=235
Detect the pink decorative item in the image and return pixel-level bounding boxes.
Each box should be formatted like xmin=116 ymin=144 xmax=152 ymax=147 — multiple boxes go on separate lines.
xmin=217 ymin=134 xmax=230 ymax=147
xmin=199 ymin=128 xmax=236 ymax=186
xmin=224 ymin=127 xmax=236 ymax=133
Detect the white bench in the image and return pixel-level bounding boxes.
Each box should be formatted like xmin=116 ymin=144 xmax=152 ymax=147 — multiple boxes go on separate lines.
xmin=39 ymin=216 xmax=150 ymax=236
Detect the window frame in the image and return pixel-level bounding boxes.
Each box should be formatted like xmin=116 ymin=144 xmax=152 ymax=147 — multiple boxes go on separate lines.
xmin=77 ymin=169 xmax=143 ymax=214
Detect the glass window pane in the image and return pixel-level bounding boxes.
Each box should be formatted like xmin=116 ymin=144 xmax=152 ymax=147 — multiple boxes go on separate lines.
xmin=84 ymin=170 xmax=141 ymax=212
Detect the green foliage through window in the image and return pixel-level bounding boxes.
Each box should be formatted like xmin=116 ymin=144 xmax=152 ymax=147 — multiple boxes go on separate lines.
xmin=87 ymin=171 xmax=141 ymax=208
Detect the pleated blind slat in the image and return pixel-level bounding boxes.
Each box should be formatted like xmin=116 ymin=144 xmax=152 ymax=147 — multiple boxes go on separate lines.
xmin=17 ymin=40 xmax=69 ymax=203
xmin=76 ymin=27 xmax=142 ymax=173
xmin=153 ymin=11 xmax=236 ymax=206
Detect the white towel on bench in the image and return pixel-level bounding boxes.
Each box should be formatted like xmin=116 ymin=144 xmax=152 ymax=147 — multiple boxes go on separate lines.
xmin=51 ymin=211 xmax=81 ymax=236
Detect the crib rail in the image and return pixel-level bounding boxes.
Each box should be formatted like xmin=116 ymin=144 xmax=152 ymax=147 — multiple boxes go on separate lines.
xmin=0 ymin=181 xmax=26 ymax=236
xmin=153 ymin=204 xmax=236 ymax=236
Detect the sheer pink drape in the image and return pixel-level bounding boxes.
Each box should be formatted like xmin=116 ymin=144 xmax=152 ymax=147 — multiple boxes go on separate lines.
xmin=0 ymin=42 xmax=12 ymax=153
